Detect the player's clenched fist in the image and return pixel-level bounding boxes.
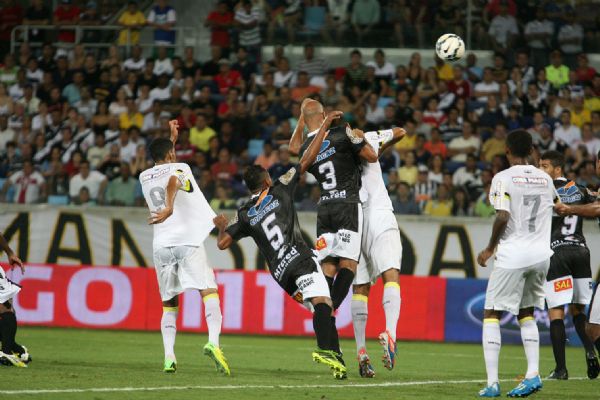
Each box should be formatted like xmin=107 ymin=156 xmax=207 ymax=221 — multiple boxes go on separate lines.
xmin=213 ymin=214 xmax=229 ymax=230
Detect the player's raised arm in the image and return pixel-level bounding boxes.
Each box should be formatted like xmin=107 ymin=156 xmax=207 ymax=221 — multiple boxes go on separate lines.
xmin=168 ymin=119 xmax=179 ymax=145
xmin=555 ymin=201 xmax=600 ymax=218
xmin=298 ymin=111 xmax=343 ymax=174
xmin=0 ymin=233 xmax=23 ymax=274
xmin=377 ymin=127 xmax=407 ymax=157
xmin=149 ymin=175 xmax=182 ymax=225
xmin=289 ymin=99 xmax=312 ymax=156
xmin=214 ymin=214 xmax=233 ymax=250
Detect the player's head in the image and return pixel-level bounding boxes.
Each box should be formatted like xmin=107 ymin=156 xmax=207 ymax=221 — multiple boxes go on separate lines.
xmin=302 ymin=99 xmax=325 ymax=130
xmin=539 ymin=150 xmax=564 ymax=179
xmin=505 ymin=129 xmax=533 ymax=162
xmin=243 ymin=165 xmax=272 ymax=194
xmin=149 ymin=138 xmax=175 ymax=164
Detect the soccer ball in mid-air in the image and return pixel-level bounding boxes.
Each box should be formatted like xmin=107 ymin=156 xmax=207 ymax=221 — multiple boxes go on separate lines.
xmin=435 ymin=34 xmax=465 ymax=62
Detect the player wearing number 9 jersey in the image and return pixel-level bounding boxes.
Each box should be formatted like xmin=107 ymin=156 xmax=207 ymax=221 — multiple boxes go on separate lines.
xmin=476 ymin=130 xmax=556 ymax=398
xmin=538 ymin=151 xmax=599 ymax=381
xmin=215 ymin=111 xmax=349 ymax=379
xmin=140 ymin=120 xmax=230 ymax=376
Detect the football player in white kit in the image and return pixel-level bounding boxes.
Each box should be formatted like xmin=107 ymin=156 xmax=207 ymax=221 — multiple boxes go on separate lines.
xmin=140 ymin=121 xmax=229 ymax=375
xmin=477 ymin=130 xmax=556 ymax=398
xmin=350 ymin=127 xmax=406 ymax=378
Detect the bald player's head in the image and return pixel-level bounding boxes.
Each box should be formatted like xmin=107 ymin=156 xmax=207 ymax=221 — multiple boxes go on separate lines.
xmin=302 ymin=99 xmax=325 ymax=129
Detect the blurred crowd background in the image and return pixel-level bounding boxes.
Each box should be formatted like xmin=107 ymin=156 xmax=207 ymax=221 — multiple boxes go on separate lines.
xmin=0 ymin=0 xmax=599 ymax=218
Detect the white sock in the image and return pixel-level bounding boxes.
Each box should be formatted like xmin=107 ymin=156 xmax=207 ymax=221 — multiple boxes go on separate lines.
xmin=161 ymin=306 xmax=178 ymax=360
xmin=520 ymin=317 xmax=540 ymax=379
xmin=351 ymin=294 xmax=368 ymax=354
xmin=203 ymin=294 xmax=222 ymax=347
xmin=482 ymin=318 xmax=501 ymax=386
xmin=382 ymin=282 xmax=401 ymax=342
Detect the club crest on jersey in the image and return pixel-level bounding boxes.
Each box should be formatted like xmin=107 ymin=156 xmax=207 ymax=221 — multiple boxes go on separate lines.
xmin=175 ymin=169 xmax=194 ymax=193
xmin=556 ymin=181 xmax=582 ymax=203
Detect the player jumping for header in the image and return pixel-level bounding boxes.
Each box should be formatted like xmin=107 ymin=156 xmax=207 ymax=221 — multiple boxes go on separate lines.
xmin=214 ymin=111 xmax=348 ymax=379
xmin=140 ymin=120 xmax=229 ymax=375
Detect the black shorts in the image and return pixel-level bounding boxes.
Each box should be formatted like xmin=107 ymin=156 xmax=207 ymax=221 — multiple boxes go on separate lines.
xmin=315 ymin=202 xmax=362 ymax=261
xmin=548 ymin=245 xmax=591 ymax=281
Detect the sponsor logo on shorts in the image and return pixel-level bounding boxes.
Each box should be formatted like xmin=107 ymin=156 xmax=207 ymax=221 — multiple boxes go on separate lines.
xmin=554 ymin=278 xmax=573 ymax=292
xmin=339 ymin=231 xmax=351 ymax=244
xmin=315 ymin=237 xmax=327 ymax=250
xmin=296 ymin=276 xmax=314 ymax=292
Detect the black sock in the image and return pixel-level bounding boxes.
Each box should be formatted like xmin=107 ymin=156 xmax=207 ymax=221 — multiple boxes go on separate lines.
xmin=573 ymin=313 xmax=596 ymax=356
xmin=330 ymin=316 xmax=340 ymax=354
xmin=0 ymin=312 xmax=17 ymax=354
xmin=12 ymin=342 xmax=25 ymax=355
xmin=331 ymin=268 xmax=355 ymax=310
xmin=550 ymin=319 xmax=567 ymax=371
xmin=313 ymin=303 xmax=333 ymax=351
xmin=595 ymin=338 xmax=600 ymax=356
xmin=325 ymin=276 xmax=334 ymax=292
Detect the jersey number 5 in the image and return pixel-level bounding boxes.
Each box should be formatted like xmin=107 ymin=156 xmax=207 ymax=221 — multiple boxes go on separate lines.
xmin=318 ymin=160 xmax=337 ymax=190
xmin=261 ymin=214 xmax=284 ymax=251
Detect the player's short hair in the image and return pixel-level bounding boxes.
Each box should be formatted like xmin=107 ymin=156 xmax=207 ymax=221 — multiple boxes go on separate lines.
xmin=506 ymin=129 xmax=532 ymax=158
xmin=149 ymin=138 xmax=173 ymax=162
xmin=541 ymin=150 xmax=565 ymax=170
xmin=244 ymin=165 xmax=267 ymax=193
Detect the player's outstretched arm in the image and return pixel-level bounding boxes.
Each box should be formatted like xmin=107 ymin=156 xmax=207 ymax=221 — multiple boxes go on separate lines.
xmin=378 ymin=127 xmax=407 ymax=157
xmin=289 ymin=99 xmax=312 ymax=156
xmin=0 ymin=233 xmax=23 ymax=274
xmin=298 ymin=111 xmax=343 ymax=174
xmin=555 ymin=202 xmax=600 ymax=218
xmin=148 ymin=175 xmax=182 ymax=224
xmin=477 ymin=210 xmax=510 ymax=267
xmin=214 ymin=214 xmax=233 ymax=250
xmin=168 ymin=119 xmax=179 ymax=145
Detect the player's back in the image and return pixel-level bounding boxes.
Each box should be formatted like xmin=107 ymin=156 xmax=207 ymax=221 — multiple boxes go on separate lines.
xmin=300 ymin=125 xmax=363 ymax=204
xmin=140 ymin=162 xmax=215 ymax=249
xmin=491 ymin=165 xmax=555 ymax=269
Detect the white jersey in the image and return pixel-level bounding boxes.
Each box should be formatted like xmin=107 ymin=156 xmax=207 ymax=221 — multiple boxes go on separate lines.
xmin=140 ymin=162 xmax=216 ymax=250
xmin=359 ymin=130 xmax=394 ymax=211
xmin=489 ymin=165 xmax=556 ymax=269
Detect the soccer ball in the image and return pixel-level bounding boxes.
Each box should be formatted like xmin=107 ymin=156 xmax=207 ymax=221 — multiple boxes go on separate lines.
xmin=435 ymin=34 xmax=465 ymax=62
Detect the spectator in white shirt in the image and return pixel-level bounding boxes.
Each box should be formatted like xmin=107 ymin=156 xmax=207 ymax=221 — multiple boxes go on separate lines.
xmin=366 ymin=49 xmax=395 ymax=80
xmin=0 ymin=115 xmax=15 ymax=152
xmin=558 ymin=11 xmax=584 ymax=69
xmin=473 ymin=68 xmax=500 ymax=103
xmin=142 ymin=100 xmax=167 ymax=134
xmin=69 ymin=160 xmax=107 ymax=204
xmin=448 ymin=120 xmax=481 ymax=163
xmin=323 ymin=0 xmax=350 ymax=43
xmin=524 ymin=8 xmax=553 ymax=70
xmin=578 ymin=123 xmax=600 ymax=157
xmin=515 ymin=51 xmax=535 ymax=84
xmin=554 ymin=110 xmax=581 ymax=150
xmin=365 ymin=92 xmax=385 ymax=124
xmin=123 ymin=45 xmax=146 ymax=72
xmin=149 ymin=74 xmax=171 ymax=102
xmin=118 ymin=129 xmax=137 ymax=163
xmin=153 ymin=46 xmax=174 ymax=76
xmin=487 ymin=3 xmax=518 ymax=51
xmin=18 ymin=84 xmax=40 ymax=115
xmin=274 ymin=57 xmax=294 ymax=88
xmin=1 ymin=160 xmax=46 ymax=204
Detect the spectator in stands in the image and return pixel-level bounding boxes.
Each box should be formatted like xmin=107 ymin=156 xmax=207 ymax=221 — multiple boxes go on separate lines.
xmin=474 ymin=184 xmax=495 ymax=217
xmin=87 ymin=133 xmax=108 ymax=170
xmin=473 ymin=67 xmax=500 ymax=103
xmin=235 ymin=1 xmax=262 ymax=62
xmin=105 ymin=162 xmax=137 ymax=206
xmin=322 ymin=0 xmax=350 ymax=44
xmin=524 ymin=8 xmax=553 ymax=71
xmin=558 ymin=11 xmax=584 ymax=69
xmin=214 ymin=58 xmax=241 ymax=96
xmin=393 ymin=181 xmax=420 ymax=215
xmin=554 ymin=109 xmax=581 ymax=150
xmin=424 ymin=183 xmax=452 ymax=217
xmin=452 ymin=187 xmax=472 ymax=216
xmin=367 ymin=49 xmax=395 ymax=81
xmin=269 ymin=144 xmax=293 ymax=180
xmin=344 ymin=49 xmax=368 ymax=90
xmin=210 ymin=185 xmax=236 ymax=211
xmin=153 ymin=46 xmax=174 ymax=76
xmin=297 ymin=43 xmax=328 ymax=79
xmin=147 ymin=0 xmax=176 ymax=47
xmin=546 ymin=50 xmax=570 ymax=90
xmin=24 ymin=0 xmax=51 ymax=44
xmin=62 ymin=71 xmax=84 ymax=106
xmin=119 ymin=97 xmax=143 ymax=129
xmin=70 ymin=159 xmax=107 ymax=204
xmin=210 ymin=147 xmax=237 ymax=184
xmin=232 ymin=47 xmax=257 ymax=83
xmin=448 ymin=120 xmax=480 ymax=164
xmin=291 ymin=71 xmax=320 ymax=102
xmin=53 ymin=0 xmax=80 ymax=45
xmin=351 ymin=0 xmax=381 ymax=44
xmin=0 ymin=0 xmax=23 ymax=59
xmin=118 ymin=1 xmax=146 ymax=47
xmin=398 ymin=151 xmax=418 ymax=186
xmin=434 ymin=0 xmax=462 ymax=39
xmin=487 ymin=2 xmax=518 ymax=52
xmin=123 ymin=45 xmax=146 ymax=73
xmin=189 ymin=114 xmax=215 ymax=153
xmin=1 ymin=160 xmax=46 ymax=204
xmin=481 ymin=122 xmax=507 ymax=162
xmin=255 ymin=141 xmax=278 ymax=170
xmin=205 ymin=1 xmax=233 ymax=52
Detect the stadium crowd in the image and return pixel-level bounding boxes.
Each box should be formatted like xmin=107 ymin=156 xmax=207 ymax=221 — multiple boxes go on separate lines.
xmin=0 ymin=0 xmax=599 ymax=217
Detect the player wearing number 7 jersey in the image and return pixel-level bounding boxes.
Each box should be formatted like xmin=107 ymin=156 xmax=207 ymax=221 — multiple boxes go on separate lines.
xmin=139 ymin=120 xmax=230 ymax=376
xmin=214 ymin=111 xmax=349 ymax=379
xmin=538 ymin=151 xmax=600 ymax=381
xmin=476 ymin=130 xmax=557 ymax=398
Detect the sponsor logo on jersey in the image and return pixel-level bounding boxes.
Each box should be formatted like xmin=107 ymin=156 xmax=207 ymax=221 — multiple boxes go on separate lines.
xmin=248 ymin=194 xmax=280 ymax=226
xmin=319 ymin=140 xmax=331 ymax=153
xmin=273 ymin=246 xmax=300 ymax=280
xmin=315 ymin=237 xmax=327 ymax=250
xmin=556 ymin=181 xmax=582 ymax=203
xmin=320 ymin=190 xmax=347 ymax=201
xmin=554 ymin=277 xmax=573 ymax=292
xmin=512 ymin=176 xmax=548 ymax=186
xmin=315 ymin=139 xmax=336 ymax=163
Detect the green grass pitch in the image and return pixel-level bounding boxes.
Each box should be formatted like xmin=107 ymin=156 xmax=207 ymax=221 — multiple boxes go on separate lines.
xmin=1 ymin=327 xmax=597 ymax=399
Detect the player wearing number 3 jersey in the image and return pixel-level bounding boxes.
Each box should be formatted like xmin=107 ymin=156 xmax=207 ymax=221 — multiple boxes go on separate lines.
xmin=140 ymin=120 xmax=230 ymax=376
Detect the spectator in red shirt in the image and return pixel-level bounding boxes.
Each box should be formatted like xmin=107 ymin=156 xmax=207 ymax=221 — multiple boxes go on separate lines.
xmin=174 ymin=129 xmax=197 ymax=163
xmin=214 ymin=59 xmax=241 ymax=96
xmin=204 ymin=1 xmax=233 ymax=50
xmin=447 ymin=65 xmax=471 ymax=99
xmin=484 ymin=0 xmax=516 ymax=21
xmin=53 ymin=0 xmax=81 ymax=44
xmin=0 ymin=0 xmax=23 ymax=57
xmin=423 ymin=127 xmax=448 ymax=159
xmin=576 ymin=53 xmax=597 ymax=83
xmin=210 ymin=147 xmax=238 ymax=183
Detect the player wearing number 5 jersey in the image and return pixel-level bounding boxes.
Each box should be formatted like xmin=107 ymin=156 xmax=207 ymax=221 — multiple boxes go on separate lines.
xmin=140 ymin=120 xmax=230 ymax=376
xmin=538 ymin=151 xmax=600 ymax=380
xmin=215 ymin=111 xmax=349 ymax=379
xmin=477 ymin=130 xmax=556 ymax=398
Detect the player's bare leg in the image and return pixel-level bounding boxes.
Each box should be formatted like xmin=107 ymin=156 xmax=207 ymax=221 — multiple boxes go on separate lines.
xmin=161 ymin=296 xmax=179 ymax=373
xmin=0 ymin=301 xmax=27 ymax=368
xmin=569 ymin=304 xmax=600 ymax=379
xmin=351 ymin=283 xmax=374 ymax=377
xmin=310 ymin=296 xmax=347 ymax=379
xmin=379 ymin=269 xmax=401 ymax=370
xmin=200 ymin=288 xmax=230 ymax=376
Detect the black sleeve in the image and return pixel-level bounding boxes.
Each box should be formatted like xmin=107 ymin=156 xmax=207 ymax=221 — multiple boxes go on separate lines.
xmin=225 ymin=211 xmax=248 ymax=241
xmin=582 ymin=186 xmax=598 ymax=204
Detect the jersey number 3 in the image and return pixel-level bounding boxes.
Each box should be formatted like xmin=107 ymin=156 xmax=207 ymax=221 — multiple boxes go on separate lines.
xmin=318 ymin=160 xmax=337 ymax=190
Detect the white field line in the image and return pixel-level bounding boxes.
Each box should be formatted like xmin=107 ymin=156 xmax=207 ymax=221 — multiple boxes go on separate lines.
xmin=0 ymin=377 xmax=589 ymax=395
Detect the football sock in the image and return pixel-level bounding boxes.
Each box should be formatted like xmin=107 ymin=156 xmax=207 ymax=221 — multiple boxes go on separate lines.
xmin=331 ymin=268 xmax=355 ymax=310
xmin=325 ymin=275 xmax=334 ymax=292
xmin=351 ymin=294 xmax=368 ymax=354
xmin=0 ymin=312 xmax=17 ymax=354
xmin=520 ymin=317 xmax=540 ymax=379
xmin=595 ymin=337 xmax=600 ymax=356
xmin=382 ymin=282 xmax=401 ymax=342
xmin=313 ymin=303 xmax=333 ymax=351
xmin=482 ymin=318 xmax=501 ymax=386
xmin=573 ymin=313 xmax=596 ymax=356
xmin=161 ymin=307 xmax=178 ymax=360
xmin=549 ymin=319 xmax=567 ymax=371
xmin=203 ymin=294 xmax=222 ymax=347
xmin=330 ymin=316 xmax=341 ymax=353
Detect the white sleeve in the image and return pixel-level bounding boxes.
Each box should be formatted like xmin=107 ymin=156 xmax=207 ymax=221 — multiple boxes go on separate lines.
xmin=167 ymin=9 xmax=176 ymax=23
xmin=490 ymin=175 xmax=511 ymax=212
xmin=147 ymin=9 xmax=156 ymax=23
xmin=364 ymin=129 xmax=394 ymax=150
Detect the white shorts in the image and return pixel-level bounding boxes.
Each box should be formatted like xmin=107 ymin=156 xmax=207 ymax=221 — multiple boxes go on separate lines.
xmin=355 ymin=209 xmax=402 ymax=285
xmin=292 ymin=258 xmax=331 ymax=309
xmin=153 ymin=245 xmax=217 ymax=301
xmin=0 ymin=269 xmax=20 ymax=304
xmin=315 ymin=203 xmax=363 ymax=262
xmin=545 ymin=276 xmax=593 ymax=308
xmin=589 ymin=285 xmax=600 ymax=324
xmin=484 ymin=259 xmax=550 ymax=315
